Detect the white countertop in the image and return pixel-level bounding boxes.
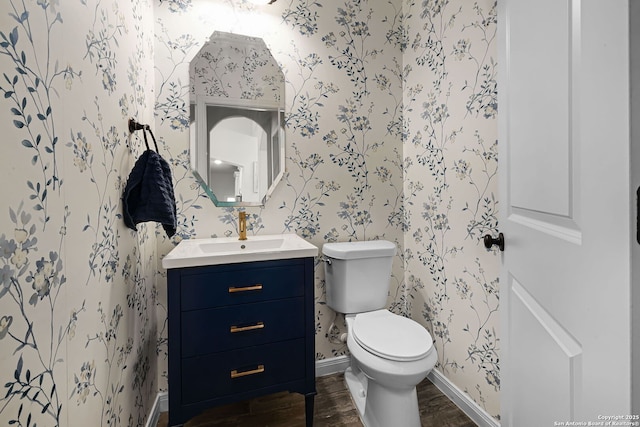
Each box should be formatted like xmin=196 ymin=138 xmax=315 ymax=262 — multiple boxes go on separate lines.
xmin=162 ymin=233 xmax=318 ymax=269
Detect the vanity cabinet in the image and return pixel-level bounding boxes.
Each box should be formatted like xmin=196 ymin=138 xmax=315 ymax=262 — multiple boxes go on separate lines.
xmin=166 ymin=257 xmax=316 ymax=427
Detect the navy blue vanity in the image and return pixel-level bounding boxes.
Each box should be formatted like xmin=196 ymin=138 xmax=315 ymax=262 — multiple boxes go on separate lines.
xmin=164 ymin=237 xmax=317 ymax=427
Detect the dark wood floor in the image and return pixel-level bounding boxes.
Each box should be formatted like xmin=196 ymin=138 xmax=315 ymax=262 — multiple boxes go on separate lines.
xmin=156 ymin=373 xmax=477 ymax=427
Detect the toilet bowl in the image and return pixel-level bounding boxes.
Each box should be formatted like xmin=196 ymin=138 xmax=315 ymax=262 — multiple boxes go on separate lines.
xmin=344 ymin=311 xmax=437 ymax=427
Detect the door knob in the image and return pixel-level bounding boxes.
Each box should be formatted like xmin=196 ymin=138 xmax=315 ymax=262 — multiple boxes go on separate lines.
xmin=483 ymin=232 xmax=505 ymax=252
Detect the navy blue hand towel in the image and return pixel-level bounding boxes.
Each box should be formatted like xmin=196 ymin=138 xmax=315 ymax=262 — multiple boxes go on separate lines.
xmin=122 ymin=149 xmax=177 ymax=237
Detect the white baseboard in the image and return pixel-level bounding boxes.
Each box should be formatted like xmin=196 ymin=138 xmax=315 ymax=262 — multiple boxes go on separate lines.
xmin=427 ymin=369 xmax=500 ymax=427
xmin=315 ymin=355 xmax=350 ymax=377
xmin=145 ymin=391 xmax=168 ymax=427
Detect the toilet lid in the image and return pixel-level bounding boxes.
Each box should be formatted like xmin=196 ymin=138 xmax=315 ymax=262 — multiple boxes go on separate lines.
xmin=352 ymin=310 xmax=433 ymax=362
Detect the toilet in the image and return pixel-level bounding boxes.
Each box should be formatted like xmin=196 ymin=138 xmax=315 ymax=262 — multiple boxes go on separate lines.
xmin=322 ymin=240 xmax=437 ymax=427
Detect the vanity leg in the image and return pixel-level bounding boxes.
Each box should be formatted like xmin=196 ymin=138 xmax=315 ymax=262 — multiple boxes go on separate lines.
xmin=305 ymin=394 xmax=315 ymax=427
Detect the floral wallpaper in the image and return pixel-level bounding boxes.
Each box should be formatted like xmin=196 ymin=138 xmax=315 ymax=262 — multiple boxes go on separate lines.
xmin=153 ymin=0 xmax=407 ymax=381
xmin=0 ymin=0 xmax=158 ymax=426
xmin=154 ymin=0 xmax=499 ymax=421
xmin=403 ymin=1 xmax=499 ymax=417
xmin=0 ymin=0 xmax=499 ymax=426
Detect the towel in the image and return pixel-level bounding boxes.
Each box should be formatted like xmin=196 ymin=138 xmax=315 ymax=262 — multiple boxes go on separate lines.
xmin=122 ymin=129 xmax=177 ymax=237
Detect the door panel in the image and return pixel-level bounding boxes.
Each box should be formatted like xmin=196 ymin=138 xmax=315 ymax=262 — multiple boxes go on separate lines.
xmin=509 ymin=277 xmax=582 ymax=425
xmin=508 ymin=0 xmax=571 ymax=217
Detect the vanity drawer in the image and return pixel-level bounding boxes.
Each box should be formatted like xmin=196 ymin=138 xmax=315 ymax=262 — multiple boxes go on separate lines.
xmin=181 ymin=339 xmax=305 ymax=405
xmin=181 ymin=298 xmax=304 ymax=357
xmin=180 ymin=263 xmax=305 ymax=311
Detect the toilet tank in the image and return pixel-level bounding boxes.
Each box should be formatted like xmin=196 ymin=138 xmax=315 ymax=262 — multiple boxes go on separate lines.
xmin=322 ymin=240 xmax=396 ymax=314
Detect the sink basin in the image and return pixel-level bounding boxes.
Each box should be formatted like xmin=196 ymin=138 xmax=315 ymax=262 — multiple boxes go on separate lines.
xmin=199 ymin=238 xmax=284 ymax=254
xmin=162 ymin=234 xmax=318 ymax=269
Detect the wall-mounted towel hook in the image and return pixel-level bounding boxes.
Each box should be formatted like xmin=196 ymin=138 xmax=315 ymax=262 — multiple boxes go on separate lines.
xmin=128 ymin=118 xmax=159 ymax=152
xmin=128 ymin=118 xmax=146 ymax=133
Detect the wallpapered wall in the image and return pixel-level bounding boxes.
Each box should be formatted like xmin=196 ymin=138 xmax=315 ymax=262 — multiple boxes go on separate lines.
xmin=154 ymin=0 xmax=499 ymax=421
xmin=0 ymin=0 xmax=499 ymax=426
xmin=0 ymin=0 xmax=159 ymax=426
xmin=154 ymin=0 xmax=407 ymax=381
xmin=403 ymin=0 xmax=499 ymax=417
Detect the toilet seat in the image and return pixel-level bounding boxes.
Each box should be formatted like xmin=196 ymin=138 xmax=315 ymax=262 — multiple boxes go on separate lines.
xmin=352 ymin=310 xmax=433 ymax=362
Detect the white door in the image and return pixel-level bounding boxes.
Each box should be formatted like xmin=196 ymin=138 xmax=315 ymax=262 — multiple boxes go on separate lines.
xmin=498 ymin=0 xmax=631 ymax=425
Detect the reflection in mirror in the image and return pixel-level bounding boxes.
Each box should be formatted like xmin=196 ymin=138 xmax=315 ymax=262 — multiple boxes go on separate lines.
xmin=190 ymin=32 xmax=285 ymax=207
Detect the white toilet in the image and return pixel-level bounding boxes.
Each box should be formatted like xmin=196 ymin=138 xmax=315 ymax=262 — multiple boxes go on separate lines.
xmin=322 ymin=240 xmax=437 ymax=427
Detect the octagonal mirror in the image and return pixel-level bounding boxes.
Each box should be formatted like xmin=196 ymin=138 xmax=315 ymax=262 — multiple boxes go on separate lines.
xmin=190 ymin=31 xmax=285 ymax=207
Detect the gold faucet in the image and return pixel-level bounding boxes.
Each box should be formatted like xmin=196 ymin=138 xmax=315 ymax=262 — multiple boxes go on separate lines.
xmin=238 ymin=211 xmax=247 ymax=240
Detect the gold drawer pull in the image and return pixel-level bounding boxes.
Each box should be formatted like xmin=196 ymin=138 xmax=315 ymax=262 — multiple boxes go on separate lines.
xmin=230 ymin=364 xmax=265 ymax=379
xmin=228 ymin=284 xmax=263 ymax=293
xmin=230 ymin=322 xmax=265 ymax=333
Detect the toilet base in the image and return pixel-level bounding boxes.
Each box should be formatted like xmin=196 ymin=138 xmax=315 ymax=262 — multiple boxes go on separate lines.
xmin=344 ymin=365 xmax=421 ymax=427
xmin=344 ymin=366 xmax=367 ymax=419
